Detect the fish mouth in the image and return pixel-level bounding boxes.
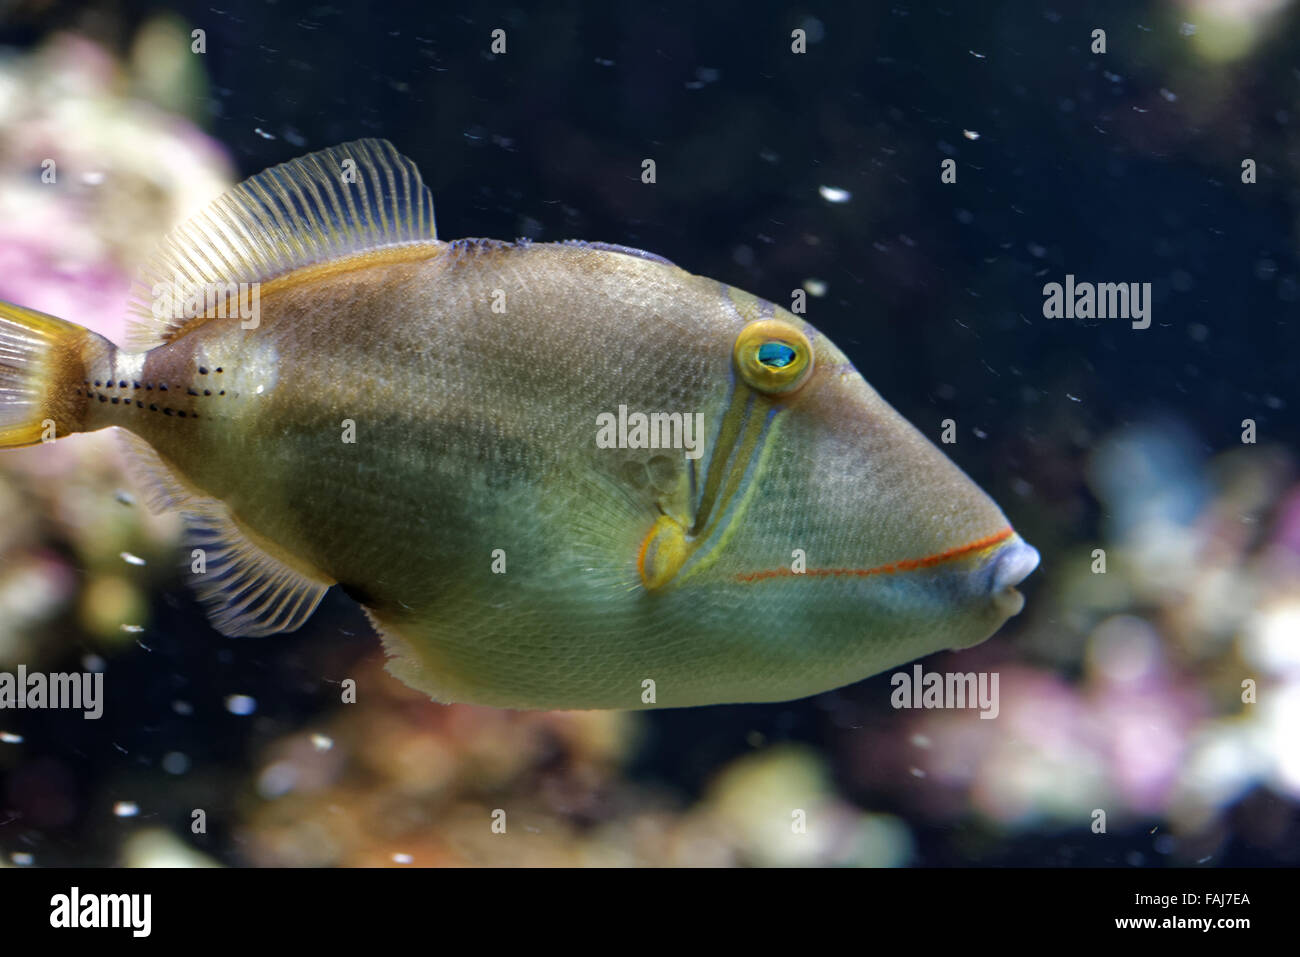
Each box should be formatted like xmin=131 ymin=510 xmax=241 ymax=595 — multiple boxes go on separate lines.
xmin=986 ymin=536 xmax=1040 ymax=618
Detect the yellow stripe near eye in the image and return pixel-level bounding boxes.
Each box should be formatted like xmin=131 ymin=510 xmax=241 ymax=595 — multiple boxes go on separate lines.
xmin=733 ymin=319 xmax=813 ymax=395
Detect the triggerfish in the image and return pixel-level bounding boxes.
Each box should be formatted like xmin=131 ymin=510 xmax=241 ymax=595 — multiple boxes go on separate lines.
xmin=0 ymin=139 xmax=1038 ymax=709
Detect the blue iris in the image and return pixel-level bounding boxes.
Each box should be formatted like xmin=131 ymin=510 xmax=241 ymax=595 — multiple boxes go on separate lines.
xmin=757 ymin=341 xmax=797 ymax=368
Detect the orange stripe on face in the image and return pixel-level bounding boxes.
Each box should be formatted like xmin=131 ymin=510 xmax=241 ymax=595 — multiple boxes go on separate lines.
xmin=735 ymin=526 xmax=1015 ymax=584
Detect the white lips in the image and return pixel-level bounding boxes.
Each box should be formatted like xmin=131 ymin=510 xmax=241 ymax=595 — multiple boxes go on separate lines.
xmin=989 ymin=538 xmax=1040 ymax=618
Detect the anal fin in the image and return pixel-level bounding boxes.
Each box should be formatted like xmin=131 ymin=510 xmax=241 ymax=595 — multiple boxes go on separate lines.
xmin=116 ymin=429 xmax=333 ymax=637
xmin=186 ymin=512 xmax=332 ymax=637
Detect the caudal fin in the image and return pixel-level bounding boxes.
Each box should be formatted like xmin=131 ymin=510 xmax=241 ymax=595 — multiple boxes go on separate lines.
xmin=0 ymin=301 xmax=106 ymax=448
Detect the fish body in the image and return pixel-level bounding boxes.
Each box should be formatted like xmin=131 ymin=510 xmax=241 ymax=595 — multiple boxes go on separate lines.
xmin=0 ymin=140 xmax=1038 ymax=709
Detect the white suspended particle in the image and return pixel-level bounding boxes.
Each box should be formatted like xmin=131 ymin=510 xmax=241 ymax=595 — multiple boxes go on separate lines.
xmin=803 ymin=278 xmax=828 ymax=298
xmin=114 ymin=801 xmax=140 ymax=818
xmin=121 ymin=624 xmax=145 ymax=633
xmin=962 ymin=129 xmax=980 ymax=140
xmin=162 ymin=752 xmax=190 ymax=775
xmin=10 ymin=852 xmax=33 ymax=865
xmin=311 ymin=733 xmax=334 ymax=752
xmin=392 ymin=852 xmax=414 ymax=864
xmin=818 ymin=185 xmax=852 ymax=204
xmin=225 ymin=694 xmax=257 ymax=716
xmin=0 ymin=731 xmax=23 ymax=744
xmin=120 ymin=551 xmax=146 ymax=566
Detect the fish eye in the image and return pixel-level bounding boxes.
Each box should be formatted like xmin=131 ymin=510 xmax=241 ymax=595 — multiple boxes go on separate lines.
xmin=757 ymin=342 xmax=796 ymax=368
xmin=733 ymin=319 xmax=814 ymax=395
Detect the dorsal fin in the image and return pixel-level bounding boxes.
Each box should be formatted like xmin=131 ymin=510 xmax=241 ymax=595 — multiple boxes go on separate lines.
xmin=559 ymin=239 xmax=677 ymax=267
xmin=126 ymin=138 xmax=436 ymax=351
